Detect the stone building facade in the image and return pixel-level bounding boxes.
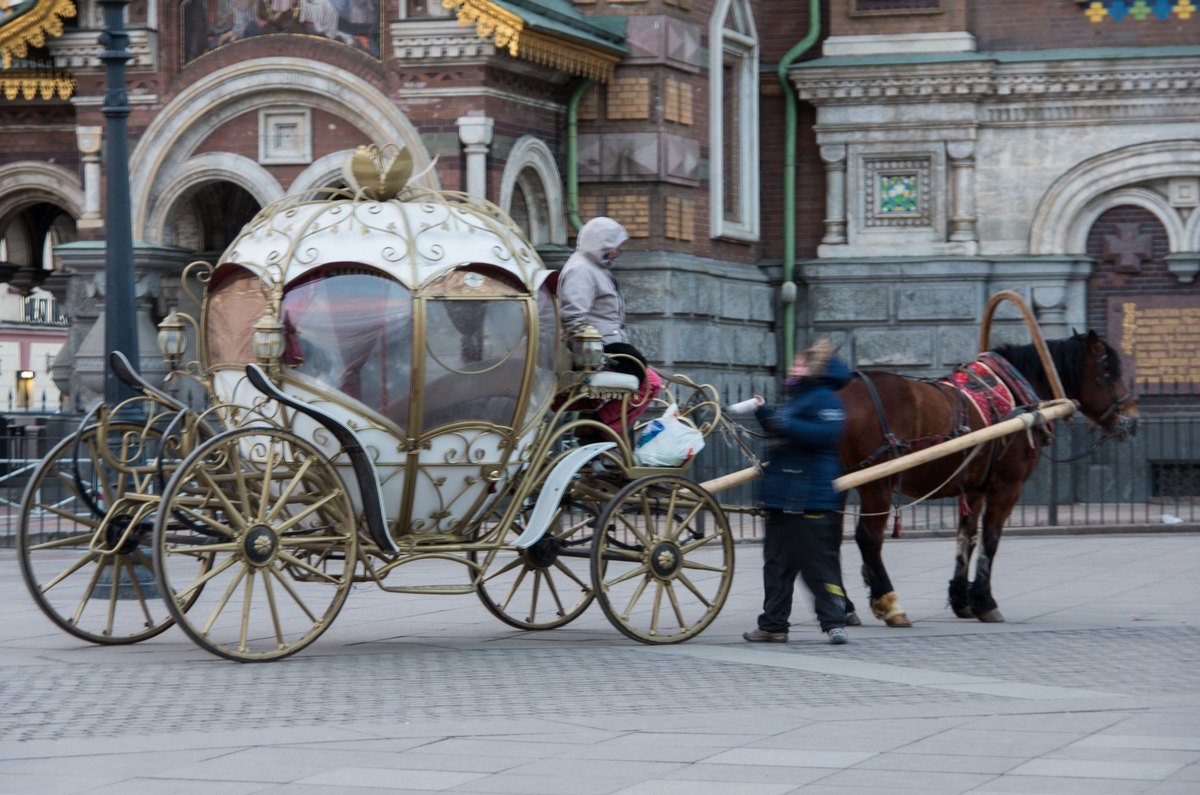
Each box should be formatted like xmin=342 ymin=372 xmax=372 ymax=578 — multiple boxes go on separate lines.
xmin=0 ymin=0 xmax=1197 ymax=413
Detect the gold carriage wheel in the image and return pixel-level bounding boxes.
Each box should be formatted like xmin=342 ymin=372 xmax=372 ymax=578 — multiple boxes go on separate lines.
xmin=590 ymin=474 xmax=734 ymax=644
xmin=17 ymin=422 xmax=205 ymax=644
xmin=153 ymin=427 xmax=357 ymax=662
xmin=470 ymin=488 xmax=601 ymax=631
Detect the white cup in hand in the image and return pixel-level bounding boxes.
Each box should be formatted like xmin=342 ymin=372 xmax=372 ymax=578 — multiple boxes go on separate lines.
xmin=727 ymin=395 xmax=765 ymax=416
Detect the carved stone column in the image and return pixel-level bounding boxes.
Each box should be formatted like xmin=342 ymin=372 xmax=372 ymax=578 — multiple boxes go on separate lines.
xmin=76 ymin=126 xmax=103 ymax=229
xmin=456 ymin=115 xmax=494 ymax=199
xmin=820 ymin=144 xmax=847 ymax=245
xmin=947 ymin=142 xmax=977 ymax=243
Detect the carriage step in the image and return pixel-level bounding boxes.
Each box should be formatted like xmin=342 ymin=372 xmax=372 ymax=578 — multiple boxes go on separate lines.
xmin=385 ymin=584 xmax=476 ymax=595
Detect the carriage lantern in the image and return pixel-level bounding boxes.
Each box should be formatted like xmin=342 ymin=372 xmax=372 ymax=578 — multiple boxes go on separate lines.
xmin=156 ymin=311 xmax=187 ymax=366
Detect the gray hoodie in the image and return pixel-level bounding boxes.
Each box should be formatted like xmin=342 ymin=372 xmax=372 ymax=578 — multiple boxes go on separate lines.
xmin=558 ymin=217 xmax=630 ymax=344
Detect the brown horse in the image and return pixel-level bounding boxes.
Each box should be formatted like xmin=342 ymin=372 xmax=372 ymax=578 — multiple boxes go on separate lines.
xmin=838 ymin=330 xmax=1138 ymax=627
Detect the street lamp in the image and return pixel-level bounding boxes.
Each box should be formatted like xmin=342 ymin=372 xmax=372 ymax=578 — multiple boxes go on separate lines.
xmin=99 ymin=0 xmax=138 ymax=407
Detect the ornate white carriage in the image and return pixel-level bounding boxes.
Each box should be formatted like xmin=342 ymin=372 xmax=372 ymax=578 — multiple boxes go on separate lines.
xmin=18 ymin=147 xmax=733 ymax=661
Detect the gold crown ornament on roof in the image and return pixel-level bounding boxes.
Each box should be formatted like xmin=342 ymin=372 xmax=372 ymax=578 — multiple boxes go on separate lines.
xmin=342 ymin=144 xmax=413 ymax=201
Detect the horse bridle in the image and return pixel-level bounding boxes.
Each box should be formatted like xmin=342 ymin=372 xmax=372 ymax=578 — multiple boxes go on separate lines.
xmin=1093 ymin=351 xmax=1131 ymax=427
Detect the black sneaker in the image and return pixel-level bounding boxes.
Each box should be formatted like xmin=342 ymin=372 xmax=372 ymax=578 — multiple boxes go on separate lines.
xmin=826 ymin=627 xmax=848 ymax=645
xmin=844 ymin=611 xmax=862 ymax=627
xmin=743 ymin=628 xmax=788 ymax=643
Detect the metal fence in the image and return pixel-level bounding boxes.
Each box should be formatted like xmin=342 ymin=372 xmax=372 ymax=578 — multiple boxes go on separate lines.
xmin=1 ymin=410 xmax=1197 ymax=548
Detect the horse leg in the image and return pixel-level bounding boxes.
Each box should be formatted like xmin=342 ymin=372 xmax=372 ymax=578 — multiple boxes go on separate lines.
xmin=949 ymin=494 xmax=983 ymax=619
xmin=970 ymin=492 xmax=1017 ymax=623
xmin=854 ymin=489 xmax=911 ymax=627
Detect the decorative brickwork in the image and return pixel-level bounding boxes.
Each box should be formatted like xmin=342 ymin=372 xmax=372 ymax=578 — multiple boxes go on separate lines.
xmin=663 ymin=78 xmax=693 ymax=125
xmin=607 ymin=194 xmax=650 ymax=237
xmin=578 ymin=195 xmax=602 ymax=224
xmin=606 ymin=77 xmax=650 ymax=120
xmin=664 ymin=196 xmax=694 ymax=241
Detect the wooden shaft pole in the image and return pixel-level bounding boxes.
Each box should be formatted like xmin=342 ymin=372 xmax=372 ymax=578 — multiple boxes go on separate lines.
xmin=832 ymin=400 xmax=1075 ymax=493
xmin=697 ymin=400 xmax=1076 ymax=497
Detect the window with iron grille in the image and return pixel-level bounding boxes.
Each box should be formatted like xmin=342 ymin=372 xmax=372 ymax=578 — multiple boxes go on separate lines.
xmin=1152 ymin=463 xmax=1200 ymax=498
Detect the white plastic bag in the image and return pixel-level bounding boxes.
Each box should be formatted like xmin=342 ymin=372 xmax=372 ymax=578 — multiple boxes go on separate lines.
xmin=634 ymin=404 xmax=705 ymax=467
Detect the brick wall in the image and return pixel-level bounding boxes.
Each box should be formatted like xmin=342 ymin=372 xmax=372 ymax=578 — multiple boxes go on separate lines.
xmin=828 ymin=0 xmax=967 ymax=37
xmin=1085 ymin=205 xmax=1173 ymax=338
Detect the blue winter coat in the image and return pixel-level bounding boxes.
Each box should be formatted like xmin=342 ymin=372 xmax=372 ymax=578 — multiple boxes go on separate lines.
xmin=754 ymin=356 xmax=851 ymax=512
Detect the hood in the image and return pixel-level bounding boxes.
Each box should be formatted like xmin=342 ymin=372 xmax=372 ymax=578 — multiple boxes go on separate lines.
xmin=574 ymin=216 xmax=628 ymax=266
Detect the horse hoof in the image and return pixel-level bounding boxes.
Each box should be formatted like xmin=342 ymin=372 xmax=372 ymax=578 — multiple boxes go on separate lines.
xmin=885 ymin=613 xmax=912 ymax=628
xmin=952 ymin=607 xmax=974 ymax=619
xmin=976 ymin=609 xmax=1005 ymax=623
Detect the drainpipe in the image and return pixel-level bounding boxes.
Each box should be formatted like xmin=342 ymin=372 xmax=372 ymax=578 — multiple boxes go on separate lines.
xmin=776 ymin=0 xmax=822 ymax=367
xmin=565 ymin=78 xmax=594 ymax=233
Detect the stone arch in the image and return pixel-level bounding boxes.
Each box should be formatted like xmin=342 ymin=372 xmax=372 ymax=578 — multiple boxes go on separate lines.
xmin=145 ymin=153 xmax=283 ymax=245
xmin=498 ymin=136 xmax=566 ymax=246
xmin=1068 ymin=187 xmax=1187 ymax=255
xmin=0 ymin=162 xmax=83 ymax=225
xmin=290 ymin=149 xmax=357 ymax=194
xmin=1030 ymin=140 xmax=1200 ymax=255
xmin=131 ymin=58 xmax=435 ymax=241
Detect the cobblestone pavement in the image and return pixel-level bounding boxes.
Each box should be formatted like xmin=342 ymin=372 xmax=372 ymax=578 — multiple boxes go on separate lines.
xmin=1 ymin=533 xmax=1198 ymax=794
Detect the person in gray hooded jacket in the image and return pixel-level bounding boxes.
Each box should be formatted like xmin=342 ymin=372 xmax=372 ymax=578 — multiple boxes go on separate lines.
xmin=558 ymin=216 xmax=647 ymax=381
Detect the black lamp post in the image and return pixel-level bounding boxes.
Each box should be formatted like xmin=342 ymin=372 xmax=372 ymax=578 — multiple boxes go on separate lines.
xmin=98 ymin=0 xmax=138 ymax=405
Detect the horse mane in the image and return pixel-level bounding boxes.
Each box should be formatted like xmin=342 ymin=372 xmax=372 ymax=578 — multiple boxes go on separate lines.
xmin=990 ymin=333 xmax=1121 ymax=399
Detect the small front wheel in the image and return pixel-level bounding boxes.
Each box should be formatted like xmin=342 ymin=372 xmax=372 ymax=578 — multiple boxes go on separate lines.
xmin=154 ymin=427 xmax=357 ymax=662
xmin=591 ymin=475 xmax=733 ymax=643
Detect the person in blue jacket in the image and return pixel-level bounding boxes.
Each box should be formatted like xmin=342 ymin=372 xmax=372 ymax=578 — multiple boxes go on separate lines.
xmin=744 ymin=339 xmax=854 ymax=645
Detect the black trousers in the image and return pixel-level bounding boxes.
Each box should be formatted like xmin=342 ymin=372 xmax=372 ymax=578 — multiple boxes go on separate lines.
xmin=757 ymin=509 xmax=847 ymax=633
xmin=604 ymin=342 xmax=647 ymax=381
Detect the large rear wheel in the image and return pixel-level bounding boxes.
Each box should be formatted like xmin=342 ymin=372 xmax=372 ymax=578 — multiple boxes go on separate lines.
xmin=18 ymin=423 xmax=195 ymax=643
xmin=591 ymin=475 xmax=733 ymax=643
xmin=154 ymin=427 xmax=357 ymax=662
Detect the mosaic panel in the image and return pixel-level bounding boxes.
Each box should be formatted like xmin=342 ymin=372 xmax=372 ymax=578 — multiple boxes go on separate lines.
xmin=1078 ymin=1 xmax=1198 ymax=22
xmin=864 ymin=158 xmax=931 ymax=227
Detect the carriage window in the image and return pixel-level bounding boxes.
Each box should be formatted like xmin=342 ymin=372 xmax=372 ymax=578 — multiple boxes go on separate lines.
xmin=421 ymin=268 xmax=531 ymax=430
xmin=280 ymin=269 xmax=413 ymax=431
xmin=205 ymin=266 xmax=270 ymax=367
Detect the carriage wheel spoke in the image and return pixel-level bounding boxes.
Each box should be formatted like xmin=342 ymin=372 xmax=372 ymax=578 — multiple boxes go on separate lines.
xmin=679 ymin=558 xmax=726 ymax=574
xmin=604 ymin=563 xmax=649 ymax=589
xmin=264 ymin=457 xmax=317 ymax=525
xmin=666 ymin=503 xmax=703 ymax=542
xmin=197 ymin=467 xmax=248 ymax=530
xmin=613 ymin=512 xmax=653 ymax=549
xmin=680 ymin=533 xmax=721 ymax=556
xmin=260 ymin=566 xmax=286 ymax=648
xmin=120 ymin=555 xmax=156 ymax=628
xmin=169 ymin=502 xmax=237 ymax=539
xmin=541 ymin=569 xmax=568 ymax=618
xmin=619 ymin=572 xmax=651 ymax=619
xmin=673 ymin=570 xmax=713 ymax=608
xmin=239 ymin=570 xmax=255 ymax=653
xmin=267 ymin=565 xmax=318 ymax=622
xmin=258 ymin=439 xmax=281 ymax=519
xmin=649 ymin=581 xmax=665 ymax=636
xmin=665 ymin=581 xmax=688 ymax=631
xmin=276 ymin=550 xmax=343 ymax=584
xmin=526 ymin=570 xmax=543 ymax=622
xmin=550 ymin=558 xmax=590 ymax=591
xmin=39 ymin=548 xmax=100 ymax=592
xmin=171 ymin=554 xmax=239 ymax=601
xmin=481 ymin=556 xmax=524 ymax=584
xmin=104 ymin=556 xmax=120 ymax=636
xmin=498 ymin=564 xmax=530 ymax=613
xmin=30 ymin=530 xmax=99 ymax=552
xmin=272 ymin=490 xmax=343 ymax=535
xmin=639 ymin=492 xmax=657 ymax=537
xmin=201 ymin=564 xmax=247 ymax=636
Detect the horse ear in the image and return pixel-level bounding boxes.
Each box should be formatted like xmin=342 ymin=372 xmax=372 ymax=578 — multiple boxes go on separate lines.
xmin=1086 ymin=330 xmax=1105 ymax=354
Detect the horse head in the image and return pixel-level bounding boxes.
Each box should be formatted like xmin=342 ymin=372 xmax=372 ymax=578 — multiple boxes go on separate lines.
xmin=1074 ymin=330 xmax=1138 ymax=441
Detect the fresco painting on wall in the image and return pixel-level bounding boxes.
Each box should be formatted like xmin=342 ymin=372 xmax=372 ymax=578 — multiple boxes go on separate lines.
xmin=182 ymin=0 xmax=381 ymax=63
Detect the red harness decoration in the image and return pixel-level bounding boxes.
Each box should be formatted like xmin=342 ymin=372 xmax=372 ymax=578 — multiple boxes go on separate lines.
xmin=945 ymin=360 xmax=1017 ymax=426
